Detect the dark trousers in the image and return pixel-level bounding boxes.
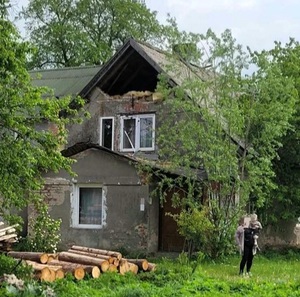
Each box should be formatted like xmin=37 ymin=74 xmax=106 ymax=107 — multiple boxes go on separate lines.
xmin=239 ymin=244 xmax=254 ymax=273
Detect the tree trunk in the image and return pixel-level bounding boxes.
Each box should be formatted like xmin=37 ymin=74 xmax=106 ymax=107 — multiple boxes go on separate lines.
xmin=147 ymin=263 xmax=156 ymax=272
xmin=67 ymin=249 xmax=115 ymax=263
xmin=118 ymin=259 xmax=130 ymax=275
xmin=70 ymin=245 xmax=122 ymax=260
xmin=50 ymin=259 xmax=101 ymax=278
xmin=47 ymin=253 xmax=59 ymax=263
xmin=127 ymin=262 xmax=139 ymax=274
xmin=58 ymin=251 xmax=109 ymax=272
xmin=73 ymin=266 xmax=85 ymax=280
xmin=127 ymin=259 xmax=149 ymax=271
xmin=8 ymin=251 xmax=49 ymax=264
xmin=39 ymin=267 xmax=56 ymax=282
xmin=55 ymin=268 xmax=65 ymax=280
xmin=108 ymin=264 xmax=118 ymax=272
xmin=25 ymin=260 xmax=62 ymax=271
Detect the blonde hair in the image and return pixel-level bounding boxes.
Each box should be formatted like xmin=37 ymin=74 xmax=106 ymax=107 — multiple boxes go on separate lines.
xmin=250 ymin=214 xmax=257 ymax=222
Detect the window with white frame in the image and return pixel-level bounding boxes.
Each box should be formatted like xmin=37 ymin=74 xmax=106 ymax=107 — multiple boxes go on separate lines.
xmin=120 ymin=114 xmax=155 ymax=152
xmin=71 ymin=185 xmax=106 ymax=229
xmin=100 ymin=117 xmax=114 ymax=150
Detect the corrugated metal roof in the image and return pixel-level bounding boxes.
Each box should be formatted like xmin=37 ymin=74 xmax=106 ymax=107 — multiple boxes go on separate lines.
xmin=30 ymin=65 xmax=102 ymax=97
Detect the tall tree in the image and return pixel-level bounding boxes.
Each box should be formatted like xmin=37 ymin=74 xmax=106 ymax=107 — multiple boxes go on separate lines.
xmin=20 ymin=0 xmax=164 ymax=69
xmin=152 ymin=28 xmax=298 ymax=258
xmin=0 ymin=1 xmax=83 ymax=223
xmin=261 ymin=39 xmax=300 ymax=223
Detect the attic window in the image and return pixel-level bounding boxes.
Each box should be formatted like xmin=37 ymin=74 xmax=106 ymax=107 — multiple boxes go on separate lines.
xmin=120 ymin=114 xmax=155 ymax=152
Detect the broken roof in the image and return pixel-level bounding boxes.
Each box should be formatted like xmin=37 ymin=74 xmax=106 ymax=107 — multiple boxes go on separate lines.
xmin=80 ymin=38 xmax=213 ymax=97
xmin=30 ymin=65 xmax=102 ymax=98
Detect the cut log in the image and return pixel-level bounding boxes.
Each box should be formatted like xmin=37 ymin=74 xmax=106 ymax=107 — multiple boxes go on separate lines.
xmin=25 ymin=260 xmax=62 ymax=271
xmin=55 ymin=268 xmax=65 ymax=280
xmin=58 ymin=251 xmax=109 ymax=270
xmin=40 ymin=267 xmax=56 ymax=282
xmin=0 ymin=224 xmax=19 ymax=233
xmin=0 ymin=233 xmax=17 ymax=241
xmin=70 ymin=245 xmax=122 ymax=260
xmin=68 ymin=249 xmax=115 ymax=263
xmin=127 ymin=262 xmax=139 ymax=274
xmin=49 ymin=259 xmax=101 ymax=279
xmin=118 ymin=259 xmax=130 ymax=275
xmin=8 ymin=251 xmax=49 ymax=264
xmin=74 ymin=267 xmax=85 ymax=280
xmin=108 ymin=264 xmax=118 ymax=273
xmin=127 ymin=259 xmax=149 ymax=271
xmin=147 ymin=263 xmax=156 ymax=272
xmin=90 ymin=266 xmax=101 ymax=278
xmin=47 ymin=254 xmax=58 ymax=263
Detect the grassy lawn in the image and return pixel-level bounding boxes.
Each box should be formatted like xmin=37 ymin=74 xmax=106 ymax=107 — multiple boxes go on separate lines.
xmin=2 ymin=252 xmax=300 ymax=296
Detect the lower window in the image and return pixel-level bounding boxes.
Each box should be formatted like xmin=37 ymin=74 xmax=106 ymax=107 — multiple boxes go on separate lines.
xmin=71 ymin=185 xmax=106 ymax=229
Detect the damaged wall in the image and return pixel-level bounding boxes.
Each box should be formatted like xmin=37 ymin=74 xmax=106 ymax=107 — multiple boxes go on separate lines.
xmin=67 ymin=87 xmax=163 ymax=159
xmin=39 ymin=148 xmax=159 ymax=253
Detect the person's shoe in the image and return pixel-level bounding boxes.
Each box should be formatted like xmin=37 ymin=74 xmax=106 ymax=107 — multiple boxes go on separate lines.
xmin=246 ymin=272 xmax=252 ymax=277
xmin=239 ymin=271 xmax=244 ymax=276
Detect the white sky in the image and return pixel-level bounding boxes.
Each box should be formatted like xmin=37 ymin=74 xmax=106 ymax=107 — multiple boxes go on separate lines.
xmin=12 ymin=0 xmax=300 ymax=52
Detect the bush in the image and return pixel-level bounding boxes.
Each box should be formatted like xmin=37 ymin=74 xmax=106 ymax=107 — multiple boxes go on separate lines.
xmin=0 ymin=254 xmax=32 ymax=279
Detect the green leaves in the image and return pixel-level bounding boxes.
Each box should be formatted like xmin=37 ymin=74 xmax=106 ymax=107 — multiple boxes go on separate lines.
xmin=154 ymin=27 xmax=298 ymax=258
xmin=0 ymin=15 xmax=82 ymax=223
xmin=21 ymin=0 xmax=164 ymax=68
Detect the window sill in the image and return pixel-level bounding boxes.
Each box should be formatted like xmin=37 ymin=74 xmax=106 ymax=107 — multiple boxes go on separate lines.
xmin=71 ymin=225 xmax=103 ymax=230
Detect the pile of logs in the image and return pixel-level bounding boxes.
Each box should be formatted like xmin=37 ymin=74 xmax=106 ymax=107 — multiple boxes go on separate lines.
xmin=7 ymin=245 xmax=156 ymax=282
xmin=0 ymin=222 xmax=18 ymax=251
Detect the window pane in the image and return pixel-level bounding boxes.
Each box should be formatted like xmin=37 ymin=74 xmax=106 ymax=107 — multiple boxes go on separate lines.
xmin=140 ymin=117 xmax=153 ymax=148
xmin=123 ymin=118 xmax=135 ymax=149
xmin=102 ymin=118 xmax=113 ymax=150
xmin=79 ymin=188 xmax=102 ymax=225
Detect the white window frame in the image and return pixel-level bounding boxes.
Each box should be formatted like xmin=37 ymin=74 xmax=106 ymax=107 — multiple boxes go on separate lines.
xmin=120 ymin=114 xmax=155 ymax=152
xmin=99 ymin=117 xmax=114 ymax=150
xmin=71 ymin=184 xmax=107 ymax=229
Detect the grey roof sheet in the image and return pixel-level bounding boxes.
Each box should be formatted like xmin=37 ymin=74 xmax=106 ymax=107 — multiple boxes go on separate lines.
xmin=30 ymin=65 xmax=102 ymax=97
xmin=136 ymin=41 xmax=213 ymax=86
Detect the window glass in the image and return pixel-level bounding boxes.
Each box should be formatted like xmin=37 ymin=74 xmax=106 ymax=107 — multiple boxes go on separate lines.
xmin=79 ymin=188 xmax=102 ymax=225
xmin=123 ymin=118 xmax=136 ymax=149
xmin=101 ymin=118 xmax=113 ymax=150
xmin=140 ymin=117 xmax=153 ymax=148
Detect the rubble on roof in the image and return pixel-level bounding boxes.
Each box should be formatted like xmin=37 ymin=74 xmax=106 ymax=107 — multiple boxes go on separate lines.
xmin=111 ymin=90 xmax=163 ymax=102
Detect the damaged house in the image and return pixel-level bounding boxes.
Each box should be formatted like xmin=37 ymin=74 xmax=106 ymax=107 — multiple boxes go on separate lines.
xmin=29 ymin=38 xmax=219 ymax=253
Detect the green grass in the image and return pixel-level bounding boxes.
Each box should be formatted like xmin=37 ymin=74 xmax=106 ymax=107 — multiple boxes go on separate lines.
xmin=2 ymin=252 xmax=300 ymax=296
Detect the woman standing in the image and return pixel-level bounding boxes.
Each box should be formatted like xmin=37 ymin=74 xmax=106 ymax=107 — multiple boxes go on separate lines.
xmin=235 ymin=216 xmax=261 ymax=276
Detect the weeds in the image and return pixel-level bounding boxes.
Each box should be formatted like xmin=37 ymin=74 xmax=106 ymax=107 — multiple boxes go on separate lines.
xmin=2 ymin=251 xmax=300 ymax=296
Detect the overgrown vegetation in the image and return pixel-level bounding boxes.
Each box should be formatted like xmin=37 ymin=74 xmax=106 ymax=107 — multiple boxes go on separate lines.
xmin=147 ymin=27 xmax=298 ymax=259
xmin=0 ymin=0 xmax=84 ymax=226
xmin=2 ymin=251 xmax=300 ymax=296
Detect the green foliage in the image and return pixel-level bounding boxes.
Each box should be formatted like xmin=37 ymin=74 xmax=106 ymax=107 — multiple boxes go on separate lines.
xmin=154 ymin=28 xmax=297 ymax=259
xmin=0 ymin=254 xmax=32 ymax=279
xmin=2 ymin=254 xmax=300 ymax=296
xmin=5 ymin=281 xmax=55 ymax=297
xmin=20 ymin=0 xmax=164 ymax=68
xmin=26 ymin=204 xmax=61 ymax=253
xmin=259 ymin=39 xmax=300 ymax=223
xmin=0 ymin=10 xmax=84 ymax=223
